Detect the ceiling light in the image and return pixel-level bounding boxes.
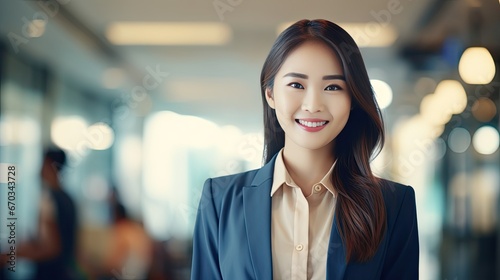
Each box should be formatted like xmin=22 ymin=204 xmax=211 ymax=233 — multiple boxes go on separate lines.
xmin=458 ymin=47 xmax=496 ymax=84
xmin=107 ymin=22 xmax=231 ymax=45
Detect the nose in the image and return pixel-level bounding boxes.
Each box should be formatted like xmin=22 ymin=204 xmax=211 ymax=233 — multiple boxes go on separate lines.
xmin=301 ymin=88 xmax=324 ymax=113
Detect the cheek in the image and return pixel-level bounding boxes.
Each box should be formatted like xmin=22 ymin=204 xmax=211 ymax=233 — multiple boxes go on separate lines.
xmin=274 ymin=94 xmax=296 ymax=115
xmin=330 ymin=97 xmax=351 ymax=117
xmin=274 ymin=105 xmax=291 ymax=126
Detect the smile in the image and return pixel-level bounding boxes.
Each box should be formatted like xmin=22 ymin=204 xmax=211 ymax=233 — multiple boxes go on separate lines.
xmin=295 ymin=119 xmax=329 ymax=132
xmin=296 ymin=119 xmax=328 ymax=128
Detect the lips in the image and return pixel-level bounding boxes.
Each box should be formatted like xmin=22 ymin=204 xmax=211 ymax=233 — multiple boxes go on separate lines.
xmin=295 ymin=118 xmax=329 ymax=132
xmin=297 ymin=119 xmax=328 ymax=128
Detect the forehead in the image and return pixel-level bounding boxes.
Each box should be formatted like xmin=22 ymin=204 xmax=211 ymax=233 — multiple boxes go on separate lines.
xmin=278 ymin=40 xmax=344 ymax=75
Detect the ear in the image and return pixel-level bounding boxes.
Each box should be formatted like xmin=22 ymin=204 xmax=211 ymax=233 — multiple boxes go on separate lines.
xmin=265 ymin=88 xmax=275 ymax=109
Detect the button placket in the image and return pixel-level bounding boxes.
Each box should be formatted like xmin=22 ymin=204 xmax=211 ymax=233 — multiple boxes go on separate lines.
xmin=291 ymin=188 xmax=309 ymax=279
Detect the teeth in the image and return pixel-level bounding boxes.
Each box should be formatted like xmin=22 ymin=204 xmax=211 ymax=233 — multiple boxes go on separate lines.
xmin=298 ymin=120 xmax=327 ymax=128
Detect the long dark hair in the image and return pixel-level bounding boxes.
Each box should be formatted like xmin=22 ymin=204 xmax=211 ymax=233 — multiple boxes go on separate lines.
xmin=260 ymin=19 xmax=386 ymax=262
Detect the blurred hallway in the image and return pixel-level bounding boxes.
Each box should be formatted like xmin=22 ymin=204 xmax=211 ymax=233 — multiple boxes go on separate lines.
xmin=1 ymin=0 xmax=499 ymax=279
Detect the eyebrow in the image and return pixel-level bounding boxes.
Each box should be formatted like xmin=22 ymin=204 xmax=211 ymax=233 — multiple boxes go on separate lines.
xmin=283 ymin=72 xmax=345 ymax=81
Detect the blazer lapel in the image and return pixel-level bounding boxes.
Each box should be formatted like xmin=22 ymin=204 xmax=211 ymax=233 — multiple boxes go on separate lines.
xmin=242 ymin=156 xmax=276 ymax=280
xmin=326 ymin=214 xmax=347 ymax=279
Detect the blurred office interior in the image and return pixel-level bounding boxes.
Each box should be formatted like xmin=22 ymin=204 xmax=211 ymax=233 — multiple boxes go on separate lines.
xmin=0 ymin=0 xmax=499 ymax=279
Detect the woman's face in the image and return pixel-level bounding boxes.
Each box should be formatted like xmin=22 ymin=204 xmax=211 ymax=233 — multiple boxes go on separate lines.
xmin=266 ymin=40 xmax=351 ymax=152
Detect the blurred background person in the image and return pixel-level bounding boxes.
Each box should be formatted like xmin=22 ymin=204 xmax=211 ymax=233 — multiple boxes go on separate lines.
xmin=98 ymin=189 xmax=153 ymax=280
xmin=16 ymin=148 xmax=80 ymax=279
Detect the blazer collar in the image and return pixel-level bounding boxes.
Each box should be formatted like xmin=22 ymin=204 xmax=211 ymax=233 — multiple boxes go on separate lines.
xmin=250 ymin=153 xmax=277 ymax=187
xmin=242 ymin=153 xmax=347 ymax=280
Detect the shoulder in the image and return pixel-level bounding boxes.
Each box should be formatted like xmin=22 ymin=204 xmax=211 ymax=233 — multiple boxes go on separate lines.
xmin=199 ymin=168 xmax=263 ymax=211
xmin=378 ymin=178 xmax=417 ymax=228
xmin=379 ymin=179 xmax=415 ymax=206
xmin=207 ymin=153 xmax=277 ymax=192
xmin=207 ymin=168 xmax=261 ymax=190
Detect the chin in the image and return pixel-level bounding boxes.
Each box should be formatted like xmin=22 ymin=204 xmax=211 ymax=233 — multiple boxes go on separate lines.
xmin=291 ymin=139 xmax=334 ymax=151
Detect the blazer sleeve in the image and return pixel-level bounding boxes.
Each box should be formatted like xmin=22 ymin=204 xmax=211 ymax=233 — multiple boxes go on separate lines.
xmin=191 ymin=178 xmax=223 ymax=280
xmin=381 ymin=186 xmax=419 ymax=280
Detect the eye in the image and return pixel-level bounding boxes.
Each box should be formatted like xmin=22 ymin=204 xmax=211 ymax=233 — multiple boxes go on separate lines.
xmin=325 ymin=84 xmax=342 ymax=91
xmin=288 ymin=82 xmax=304 ymax=89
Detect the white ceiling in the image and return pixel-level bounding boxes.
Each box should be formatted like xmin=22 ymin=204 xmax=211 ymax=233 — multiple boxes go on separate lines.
xmin=3 ymin=0 xmax=497 ymax=133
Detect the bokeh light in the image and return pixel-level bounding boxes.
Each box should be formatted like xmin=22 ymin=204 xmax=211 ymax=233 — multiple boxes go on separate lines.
xmin=87 ymin=122 xmax=115 ymax=150
xmin=459 ymin=47 xmax=496 ymax=84
xmin=420 ymin=94 xmax=452 ymax=125
xmin=371 ymin=79 xmax=393 ymax=109
xmin=434 ymin=80 xmax=467 ymax=114
xmin=472 ymin=97 xmax=497 ymax=122
xmin=472 ymin=126 xmax=500 ymax=155
xmin=448 ymin=127 xmax=471 ymax=153
xmin=51 ymin=116 xmax=88 ymax=151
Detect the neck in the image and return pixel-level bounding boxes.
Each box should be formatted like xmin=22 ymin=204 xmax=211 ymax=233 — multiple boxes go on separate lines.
xmin=282 ymin=141 xmax=335 ymax=196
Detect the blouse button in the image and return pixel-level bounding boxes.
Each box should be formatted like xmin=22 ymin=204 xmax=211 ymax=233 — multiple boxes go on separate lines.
xmin=296 ymin=244 xmax=304 ymax=251
xmin=314 ymin=185 xmax=322 ymax=193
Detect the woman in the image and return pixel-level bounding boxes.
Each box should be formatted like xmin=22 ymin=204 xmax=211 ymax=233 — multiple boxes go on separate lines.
xmin=191 ymin=19 xmax=419 ymax=280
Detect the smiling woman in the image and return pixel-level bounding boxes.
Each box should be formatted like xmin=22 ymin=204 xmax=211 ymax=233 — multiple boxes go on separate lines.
xmin=191 ymin=19 xmax=419 ymax=280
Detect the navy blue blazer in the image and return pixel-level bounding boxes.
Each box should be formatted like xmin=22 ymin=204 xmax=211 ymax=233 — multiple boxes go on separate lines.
xmin=191 ymin=154 xmax=419 ymax=279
